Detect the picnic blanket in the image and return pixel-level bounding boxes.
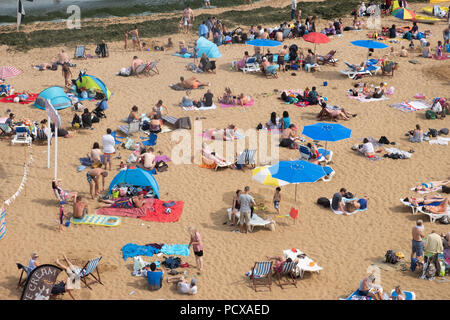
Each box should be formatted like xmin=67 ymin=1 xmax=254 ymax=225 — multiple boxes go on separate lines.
xmin=182 ymin=104 xmax=217 ymax=111
xmin=429 ymin=137 xmax=450 ymax=145
xmin=219 ymin=98 xmax=254 ymax=108
xmin=329 ymin=198 xmax=368 ymax=215
xmin=389 ymin=100 xmax=431 ymax=112
xmin=0 ymin=93 xmax=38 ymax=104
xmin=348 ymin=93 xmax=389 ymax=102
xmin=121 ymin=243 xmax=161 ymax=260
xmin=80 ymin=156 xmax=105 ymax=167
xmin=140 ymin=199 xmax=184 ymax=223
xmin=170 ymin=83 xmax=206 ymax=91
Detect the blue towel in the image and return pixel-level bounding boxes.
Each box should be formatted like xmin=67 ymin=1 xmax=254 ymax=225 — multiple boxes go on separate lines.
xmin=121 ymin=243 xmax=161 ymax=261
xmin=173 ymin=53 xmax=192 ymax=58
xmin=142 ymin=133 xmax=157 ymax=146
xmin=161 ymin=244 xmax=190 ymax=257
xmin=80 ymin=155 xmax=105 ymax=166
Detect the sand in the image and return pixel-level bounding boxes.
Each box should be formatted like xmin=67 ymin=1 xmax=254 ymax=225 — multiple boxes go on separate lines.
xmin=0 ymin=1 xmax=449 ymax=300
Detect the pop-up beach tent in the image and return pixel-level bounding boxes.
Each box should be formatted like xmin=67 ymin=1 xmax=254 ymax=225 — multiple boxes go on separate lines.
xmin=75 ymin=74 xmax=112 ymax=100
xmin=108 ymin=167 xmax=159 ymax=199
xmin=34 ymin=86 xmax=72 ymax=110
xmin=196 ymin=37 xmax=222 ymax=58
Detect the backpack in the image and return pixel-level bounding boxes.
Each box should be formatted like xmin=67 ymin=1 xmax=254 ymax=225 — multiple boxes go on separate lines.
xmin=440 ymin=128 xmax=449 ymax=135
xmin=439 ymin=215 xmax=449 ymax=224
xmin=385 ymin=250 xmax=399 ymax=264
xmin=256 ymin=123 xmax=263 ymax=130
xmin=410 ymin=258 xmax=418 ymax=272
xmin=155 ymin=160 xmax=168 ymax=172
xmin=425 ymin=260 xmax=437 ymax=279
xmin=344 ymin=192 xmax=354 ymax=199
xmin=378 ymin=136 xmax=390 ymax=144
xmin=317 ymin=197 xmax=330 ymax=208
xmin=72 ymin=114 xmax=81 ymax=127
xmin=73 ymin=101 xmax=84 ymax=112
xmin=425 ymin=110 xmax=436 ymax=120
xmin=162 ymin=257 xmax=181 ymax=269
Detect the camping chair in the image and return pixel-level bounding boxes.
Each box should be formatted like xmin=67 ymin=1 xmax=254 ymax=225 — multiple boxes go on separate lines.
xmin=418 ymin=206 xmax=450 ymax=224
xmin=16 ymin=263 xmax=31 ymax=287
xmin=251 ymin=261 xmax=273 ymax=292
xmin=143 ymin=60 xmax=160 ymax=76
xmin=242 ymin=57 xmax=260 ymax=74
xmin=74 ymin=256 xmax=103 ymax=290
xmin=381 ymin=61 xmax=397 ymax=77
xmin=117 ymin=120 xmax=140 ymax=136
xmin=236 ymin=149 xmax=256 ymax=169
xmin=275 ymin=261 xmax=298 ymax=289
xmin=11 ymin=126 xmax=32 ymax=146
xmin=317 ymin=50 xmax=338 ymax=66
xmin=74 ymin=45 xmax=86 ymax=59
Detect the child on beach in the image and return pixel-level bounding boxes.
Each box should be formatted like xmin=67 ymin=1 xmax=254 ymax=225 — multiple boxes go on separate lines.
xmin=273 ymin=187 xmax=281 ymax=215
xmin=59 ymin=201 xmax=67 ymax=232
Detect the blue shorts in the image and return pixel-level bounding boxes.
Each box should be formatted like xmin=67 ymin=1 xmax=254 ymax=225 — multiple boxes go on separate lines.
xmin=412 ymin=240 xmax=423 ymax=257
xmin=357 ymin=198 xmax=367 ymax=210
xmin=358 ymin=289 xmax=369 ymax=296
xmin=274 ymin=201 xmax=280 ymax=210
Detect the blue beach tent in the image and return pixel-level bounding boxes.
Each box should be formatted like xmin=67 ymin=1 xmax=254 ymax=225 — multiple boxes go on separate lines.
xmin=196 ymin=37 xmax=222 ymax=58
xmin=34 ymin=86 xmax=72 ymax=110
xmin=108 ymin=167 xmax=159 ymax=198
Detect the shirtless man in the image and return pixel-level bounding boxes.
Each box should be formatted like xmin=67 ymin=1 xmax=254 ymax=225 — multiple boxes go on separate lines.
xmin=183 ymin=5 xmax=195 ymax=33
xmin=131 ymin=56 xmax=144 ymax=74
xmin=275 ymin=29 xmax=283 ymax=42
xmin=57 ymin=49 xmax=70 ymax=65
xmin=137 ymin=147 xmax=156 ymax=170
xmin=179 ymin=76 xmax=210 ymax=89
xmin=72 ymin=195 xmax=88 ymax=219
xmin=131 ymin=192 xmax=146 ymax=208
xmin=86 ymin=168 xmax=108 ymax=199
xmin=412 ymin=220 xmax=425 ymax=263
xmin=279 ymin=124 xmax=300 ymax=149
xmin=129 ymin=25 xmax=142 ymax=51
xmin=261 ymin=29 xmax=269 ymax=39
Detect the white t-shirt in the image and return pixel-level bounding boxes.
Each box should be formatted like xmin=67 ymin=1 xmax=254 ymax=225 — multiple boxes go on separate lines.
xmin=102 ymin=134 xmax=115 ymax=154
xmin=178 ymin=282 xmax=197 ymax=295
xmin=360 ymin=142 xmax=374 ymax=154
xmin=291 ymin=0 xmax=296 ymax=10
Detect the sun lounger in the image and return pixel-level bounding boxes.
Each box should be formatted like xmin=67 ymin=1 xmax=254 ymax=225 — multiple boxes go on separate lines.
xmin=11 ymin=126 xmax=32 ymax=146
xmin=250 ymin=261 xmax=273 ymax=292
xmin=241 ymin=57 xmax=260 ymax=74
xmin=283 ymin=248 xmax=323 ymax=279
xmin=418 ymin=206 xmax=450 ymax=223
xmin=317 ymin=50 xmax=338 ymax=66
xmin=74 ymin=45 xmax=86 ymax=59
xmin=227 ymin=208 xmax=274 ymax=231
xmin=400 ymin=199 xmax=422 ymax=215
xmin=275 ymin=261 xmax=298 ymax=289
xmin=117 ymin=120 xmax=140 ymax=136
xmin=340 ymin=62 xmax=380 ymax=79
xmin=73 ymin=256 xmax=103 ymax=290
xmin=298 ymin=144 xmax=333 ymax=164
xmin=321 ymin=166 xmax=335 ymax=182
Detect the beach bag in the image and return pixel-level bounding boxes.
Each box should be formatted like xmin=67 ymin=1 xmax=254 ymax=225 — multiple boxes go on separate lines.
xmin=385 ymin=250 xmax=399 ymax=264
xmin=155 ymin=160 xmax=168 ymax=172
xmin=410 ymin=258 xmax=418 ymax=272
xmin=162 ymin=257 xmax=181 ymax=269
xmin=428 ymin=128 xmax=438 ymax=137
xmin=378 ymin=136 xmax=390 ymax=145
xmin=439 ymin=215 xmax=449 ymax=224
xmin=72 ymin=114 xmax=81 ymax=127
xmin=344 ymin=192 xmax=354 ymax=199
xmin=124 ymin=137 xmax=135 ymax=150
xmin=425 ymin=110 xmax=436 ymax=120
xmin=256 ymin=123 xmax=263 ymax=130
xmin=317 ymin=197 xmax=330 ymax=208
xmin=440 ymin=128 xmax=449 ymax=135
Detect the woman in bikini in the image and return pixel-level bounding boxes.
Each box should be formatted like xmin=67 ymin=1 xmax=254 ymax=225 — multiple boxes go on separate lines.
xmin=230 ymin=190 xmax=242 ymax=227
xmin=414 ymin=180 xmax=449 ymax=192
xmin=237 ymin=93 xmax=252 ymax=106
xmin=424 ymin=197 xmax=449 ymax=214
xmin=219 ymin=87 xmax=235 ymax=105
xmin=129 ymin=26 xmax=142 ymax=51
xmin=405 ymin=195 xmax=446 ymax=207
xmin=52 ymin=179 xmax=77 ymax=203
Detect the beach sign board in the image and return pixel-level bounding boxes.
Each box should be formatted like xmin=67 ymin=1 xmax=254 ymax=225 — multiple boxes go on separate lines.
xmin=44 ymin=99 xmax=61 ymax=127
xmin=20 ymin=264 xmax=63 ymax=300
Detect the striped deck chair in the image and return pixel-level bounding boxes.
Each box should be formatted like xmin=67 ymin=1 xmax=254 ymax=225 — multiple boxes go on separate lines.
xmin=275 ymin=261 xmax=298 ymax=289
xmin=74 ymin=45 xmax=86 ymax=59
xmin=236 ymin=149 xmax=256 ymax=169
xmin=16 ymin=263 xmax=31 ymax=287
xmin=251 ymin=261 xmax=273 ymax=292
xmin=143 ymin=60 xmax=160 ymax=76
xmin=74 ymin=256 xmax=103 ymax=290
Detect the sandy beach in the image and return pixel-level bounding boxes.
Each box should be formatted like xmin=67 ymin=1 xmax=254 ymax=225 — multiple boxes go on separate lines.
xmin=0 ymin=0 xmax=449 ymax=300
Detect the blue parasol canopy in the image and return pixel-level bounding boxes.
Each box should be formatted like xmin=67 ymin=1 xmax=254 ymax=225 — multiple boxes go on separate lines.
xmin=350 ymin=40 xmax=389 ymax=49
xmin=245 ymin=39 xmax=282 ymax=47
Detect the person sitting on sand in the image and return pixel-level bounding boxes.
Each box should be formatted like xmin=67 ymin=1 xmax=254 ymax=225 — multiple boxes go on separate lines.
xmin=422 ymin=42 xmax=432 ymax=58
xmin=345 ymin=197 xmax=368 ymax=213
xmin=199 ymin=53 xmax=216 ymax=73
xmin=137 ymin=147 xmax=156 ymax=170
xmin=178 ymin=76 xmax=210 ymax=89
xmin=358 ymin=138 xmax=382 ymax=158
xmin=405 ymin=195 xmax=446 ymax=207
xmin=424 ymin=197 xmax=449 ymax=214
xmin=237 ymin=93 xmax=252 ymax=106
xmin=358 ymin=274 xmax=383 ymax=300
xmin=149 ymin=114 xmax=162 ymax=133
xmin=409 ymin=124 xmax=423 ymax=143
xmin=399 ymin=46 xmax=409 ymax=57
xmin=127 ymin=105 xmax=141 ymax=124
xmin=413 ymin=180 xmax=449 ymax=192
xmin=279 ymin=124 xmax=301 ymax=149
xmin=219 ymin=87 xmax=235 ymax=105
xmin=332 ymin=188 xmax=347 ymax=213
xmin=181 ymin=90 xmax=194 ymax=107
xmin=52 ymin=179 xmax=77 ymax=203
xmin=202 ymin=89 xmax=214 ymax=107
xmin=86 ymin=168 xmax=108 ymax=199
xmin=72 ymin=195 xmax=88 ymax=219
xmin=367 ymin=85 xmax=385 ymax=99
xmin=146 ymin=262 xmax=164 ymax=291
xmin=434 ymin=41 xmax=444 ymax=59
xmin=390 ymin=286 xmax=406 ymax=300
xmin=167 ymin=276 xmax=198 ymax=295
xmin=266 ymin=112 xmax=281 ymax=130
xmin=28 ymin=253 xmax=40 ymax=272
xmin=88 ymin=142 xmax=102 ymax=168
xmin=131 ymin=56 xmax=144 ymax=74
xmin=210 ymin=125 xmax=238 ymax=141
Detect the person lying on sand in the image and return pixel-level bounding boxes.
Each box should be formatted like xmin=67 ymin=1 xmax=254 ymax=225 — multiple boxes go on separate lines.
xmin=237 ymin=93 xmax=252 ymax=106
xmin=413 ymin=181 xmax=449 ymax=192
xmin=204 ymin=125 xmax=238 ymax=141
xmin=167 ymin=276 xmax=198 ymax=295
xmin=344 ymin=197 xmax=368 ymax=213
xmin=317 ymin=99 xmax=356 ymax=121
xmin=178 ymin=76 xmax=210 ymax=89
xmin=424 ymin=197 xmax=449 ymax=214
xmin=405 ymin=195 xmax=446 ymax=207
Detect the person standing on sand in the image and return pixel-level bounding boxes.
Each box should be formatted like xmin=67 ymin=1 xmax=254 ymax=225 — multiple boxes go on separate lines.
xmin=102 ymin=128 xmax=115 ymax=171
xmin=188 ymin=226 xmax=204 ymax=273
xmin=129 ymin=25 xmax=142 ymax=51
xmin=411 ymin=219 xmax=425 ymax=264
xmin=86 ymin=167 xmax=108 ymax=199
xmin=62 ymin=63 xmax=72 ymax=88
xmin=291 ymin=0 xmax=297 ymax=21
xmin=183 ymin=5 xmax=195 ymax=33
xmin=238 ymin=186 xmax=255 ymax=234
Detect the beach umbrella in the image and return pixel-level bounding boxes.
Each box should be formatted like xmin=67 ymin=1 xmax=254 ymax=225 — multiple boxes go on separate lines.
xmin=0 ymin=66 xmax=21 ymax=79
xmin=302 ymin=32 xmax=330 ymax=54
xmin=392 ymin=8 xmax=416 ymax=20
xmin=251 ymin=166 xmax=290 ymax=187
xmin=268 ymin=160 xmax=327 ymax=222
xmin=302 ymin=122 xmax=352 ymax=157
xmin=350 ymin=40 xmax=389 ymax=49
xmin=245 ymin=39 xmax=282 ymax=47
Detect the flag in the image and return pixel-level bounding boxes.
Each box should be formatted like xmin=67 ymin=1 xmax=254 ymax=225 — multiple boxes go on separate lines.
xmin=17 ymin=0 xmax=26 ymax=31
xmin=0 ymin=205 xmax=6 ymax=240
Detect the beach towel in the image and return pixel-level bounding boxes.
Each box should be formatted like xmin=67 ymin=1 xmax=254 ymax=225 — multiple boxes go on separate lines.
xmin=0 ymin=93 xmax=38 ymax=104
xmin=219 ymin=98 xmax=254 ymax=108
xmin=160 ymin=244 xmax=190 ymax=257
xmin=429 ymin=137 xmax=450 ymax=145
xmin=182 ymin=104 xmax=217 ymax=111
xmin=389 ymin=100 xmax=431 ymax=112
xmin=433 ymin=54 xmax=450 ymax=60
xmin=121 ymin=243 xmax=161 ymax=260
xmin=348 ymin=93 xmax=389 ymax=102
xmin=96 ymin=199 xmax=154 ymax=218
xmin=140 ymin=199 xmax=184 ymax=223
xmin=170 ymin=84 xmax=205 ymax=91
xmin=173 ymin=53 xmax=193 ymax=58
xmin=294 ymin=101 xmax=309 ymax=107
xmin=329 ymin=198 xmax=368 ymax=215
xmin=70 ymin=214 xmax=121 ymax=227
xmin=80 ymin=156 xmax=105 ymax=167
xmin=200 ymin=130 xmax=245 ymax=140
xmin=385 ymin=147 xmax=412 ymax=159
xmin=155 ymin=155 xmax=171 ymax=163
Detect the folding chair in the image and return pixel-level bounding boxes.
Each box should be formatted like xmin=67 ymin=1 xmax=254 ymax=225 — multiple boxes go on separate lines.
xmin=236 ymin=149 xmax=257 ymax=169
xmin=16 ymin=263 xmax=31 ymax=287
xmin=74 ymin=45 xmax=86 ymax=59
xmin=143 ymin=60 xmax=160 ymax=76
xmin=275 ymin=261 xmax=298 ymax=289
xmin=117 ymin=120 xmax=140 ymax=136
xmin=317 ymin=50 xmax=338 ymax=66
xmin=251 ymin=261 xmax=273 ymax=292
xmin=242 ymin=57 xmax=260 ymax=74
xmin=74 ymin=256 xmax=103 ymax=290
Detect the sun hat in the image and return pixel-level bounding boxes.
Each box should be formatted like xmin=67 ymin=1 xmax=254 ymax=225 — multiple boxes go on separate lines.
xmin=31 ymin=252 xmax=39 ymax=259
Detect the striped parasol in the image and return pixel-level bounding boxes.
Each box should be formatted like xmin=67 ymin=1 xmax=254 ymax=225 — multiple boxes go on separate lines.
xmin=251 ymin=166 xmax=289 ymax=187
xmin=392 ymin=8 xmax=416 ymax=20
xmin=0 ymin=66 xmax=21 ymax=79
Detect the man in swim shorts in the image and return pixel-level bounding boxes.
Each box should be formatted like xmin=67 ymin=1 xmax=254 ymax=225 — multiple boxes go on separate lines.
xmin=183 ymin=5 xmax=195 ymax=33
xmin=411 ymin=220 xmax=425 ymax=263
xmin=72 ymin=195 xmax=88 ymax=219
xmin=86 ymin=168 xmax=108 ymax=199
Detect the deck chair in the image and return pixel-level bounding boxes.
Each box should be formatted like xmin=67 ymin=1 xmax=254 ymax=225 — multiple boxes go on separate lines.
xmin=340 ymin=62 xmax=378 ymax=79
xmin=317 ymin=50 xmax=338 ymax=65
xmin=321 ymin=166 xmax=335 ymax=182
xmin=236 ymin=149 xmax=256 ymax=168
xmin=242 ymin=57 xmax=260 ymax=74
xmin=11 ymin=126 xmax=32 ymax=146
xmin=275 ymin=261 xmax=298 ymax=289
xmin=298 ymin=144 xmax=332 ymax=164
xmin=74 ymin=256 xmax=103 ymax=290
xmin=16 ymin=263 xmax=31 ymax=287
xmin=162 ymin=115 xmax=191 ymax=130
xmin=117 ymin=120 xmax=140 ymax=136
xmin=202 ymin=150 xmax=235 ymax=171
xmin=251 ymin=261 xmax=273 ymax=292
xmin=381 ymin=61 xmax=397 ymax=77
xmin=74 ymin=45 xmax=86 ymax=59
xmin=418 ymin=206 xmax=450 ymax=223
xmin=400 ymin=199 xmax=422 ymax=215
xmin=143 ymin=60 xmax=160 ymax=76
xmin=134 ymin=63 xmax=147 ymax=76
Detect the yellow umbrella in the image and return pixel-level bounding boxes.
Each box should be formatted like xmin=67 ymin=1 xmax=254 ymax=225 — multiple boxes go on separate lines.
xmin=251 ymin=166 xmax=289 ymax=187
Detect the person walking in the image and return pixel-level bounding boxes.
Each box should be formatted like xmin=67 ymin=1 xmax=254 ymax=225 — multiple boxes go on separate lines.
xmin=188 ymin=226 xmax=204 ymax=273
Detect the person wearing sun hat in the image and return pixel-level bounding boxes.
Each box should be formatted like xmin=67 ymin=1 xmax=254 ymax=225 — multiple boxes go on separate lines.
xmin=28 ymin=253 xmax=40 ymax=272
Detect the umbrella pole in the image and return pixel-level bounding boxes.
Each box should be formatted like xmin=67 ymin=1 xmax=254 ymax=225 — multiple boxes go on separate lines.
xmin=294 ymin=184 xmax=297 ymax=224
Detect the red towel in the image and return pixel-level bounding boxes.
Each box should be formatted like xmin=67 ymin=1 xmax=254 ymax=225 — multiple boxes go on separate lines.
xmin=0 ymin=93 xmax=38 ymax=104
xmin=96 ymin=199 xmax=155 ymax=218
xmin=140 ymin=199 xmax=184 ymax=223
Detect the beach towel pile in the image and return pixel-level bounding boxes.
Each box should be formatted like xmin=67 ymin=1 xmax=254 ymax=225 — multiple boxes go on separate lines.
xmin=182 ymin=103 xmax=217 ymax=111
xmin=121 ymin=243 xmax=189 ymax=260
xmin=389 ymin=100 xmax=431 ymax=112
xmin=0 ymin=93 xmax=38 ymax=104
xmin=384 ymin=147 xmax=412 ymax=159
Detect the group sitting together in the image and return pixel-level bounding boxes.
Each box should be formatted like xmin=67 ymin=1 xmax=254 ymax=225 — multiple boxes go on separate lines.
xmin=218 ymin=87 xmax=252 ymax=106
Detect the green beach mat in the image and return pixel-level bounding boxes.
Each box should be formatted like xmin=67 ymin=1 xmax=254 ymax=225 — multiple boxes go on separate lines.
xmin=71 ymin=214 xmax=121 ymax=227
